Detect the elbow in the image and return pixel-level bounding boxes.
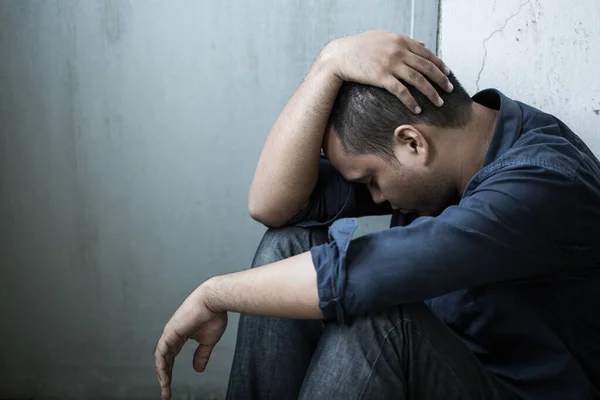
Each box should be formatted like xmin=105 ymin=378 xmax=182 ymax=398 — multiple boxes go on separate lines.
xmin=248 ymin=188 xmax=265 ymax=222
xmin=248 ymin=198 xmax=286 ymax=228
xmin=248 ymin=202 xmax=269 ymax=225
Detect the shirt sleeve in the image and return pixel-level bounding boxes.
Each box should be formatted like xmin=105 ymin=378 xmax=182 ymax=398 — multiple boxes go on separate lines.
xmin=285 ymin=155 xmax=392 ymax=227
xmin=311 ymin=163 xmax=579 ymax=322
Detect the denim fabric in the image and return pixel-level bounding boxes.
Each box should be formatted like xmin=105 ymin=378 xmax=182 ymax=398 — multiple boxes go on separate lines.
xmin=226 ymin=227 xmax=513 ymax=400
xmin=226 ymin=226 xmax=329 ymax=400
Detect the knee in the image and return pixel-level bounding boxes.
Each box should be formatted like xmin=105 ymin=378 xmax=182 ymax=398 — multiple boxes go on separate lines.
xmin=251 ymin=225 xmax=329 ymax=268
xmin=322 ymin=303 xmax=432 ymax=344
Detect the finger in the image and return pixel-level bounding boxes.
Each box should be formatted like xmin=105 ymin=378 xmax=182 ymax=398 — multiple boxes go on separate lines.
xmin=155 ymin=353 xmax=171 ymax=388
xmin=193 ymin=342 xmax=216 ymax=372
xmin=161 ymin=383 xmax=171 ymax=400
xmin=154 ymin=339 xmax=172 ymax=387
xmin=158 ymin=367 xmax=171 ymax=400
xmin=154 ymin=328 xmax=186 ymax=400
xmin=396 ymin=66 xmax=444 ymax=107
xmin=408 ymin=41 xmax=451 ymax=77
xmin=416 ymin=40 xmax=426 ymax=46
xmin=383 ymin=77 xmax=421 ymax=113
xmin=405 ymin=53 xmax=452 ymax=94
xmin=155 ymin=345 xmax=172 ymax=400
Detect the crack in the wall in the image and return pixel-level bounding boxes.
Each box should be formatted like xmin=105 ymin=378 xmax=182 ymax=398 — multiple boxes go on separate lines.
xmin=475 ymin=0 xmax=531 ymax=90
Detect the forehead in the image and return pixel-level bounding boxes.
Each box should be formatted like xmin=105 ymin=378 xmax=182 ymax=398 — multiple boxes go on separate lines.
xmin=323 ymin=128 xmax=380 ymax=181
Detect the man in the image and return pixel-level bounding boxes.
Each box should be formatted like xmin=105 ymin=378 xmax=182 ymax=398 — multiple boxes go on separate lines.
xmin=155 ymin=31 xmax=600 ymax=400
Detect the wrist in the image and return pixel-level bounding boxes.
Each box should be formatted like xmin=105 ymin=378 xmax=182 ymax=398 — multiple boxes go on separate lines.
xmin=197 ymin=276 xmax=224 ymax=313
xmin=313 ymin=41 xmax=343 ymax=82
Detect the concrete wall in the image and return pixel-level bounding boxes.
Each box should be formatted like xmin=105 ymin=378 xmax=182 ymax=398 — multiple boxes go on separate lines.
xmin=0 ymin=1 xmax=438 ymax=399
xmin=439 ymin=0 xmax=600 ymax=155
xmin=2 ymin=1 xmax=597 ymax=399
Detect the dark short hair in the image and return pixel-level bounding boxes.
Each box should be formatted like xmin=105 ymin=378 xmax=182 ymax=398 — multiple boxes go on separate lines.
xmin=328 ymin=72 xmax=472 ymax=160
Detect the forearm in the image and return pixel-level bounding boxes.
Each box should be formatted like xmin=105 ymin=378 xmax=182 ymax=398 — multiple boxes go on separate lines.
xmin=202 ymin=251 xmax=322 ymax=319
xmin=248 ymin=50 xmax=343 ymax=227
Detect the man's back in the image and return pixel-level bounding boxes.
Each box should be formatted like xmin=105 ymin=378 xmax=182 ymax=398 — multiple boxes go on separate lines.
xmin=428 ymin=91 xmax=600 ymax=398
xmin=300 ymin=88 xmax=600 ymax=398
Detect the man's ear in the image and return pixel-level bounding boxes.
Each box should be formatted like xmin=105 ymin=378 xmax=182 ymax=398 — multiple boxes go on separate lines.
xmin=393 ymin=125 xmax=430 ymax=166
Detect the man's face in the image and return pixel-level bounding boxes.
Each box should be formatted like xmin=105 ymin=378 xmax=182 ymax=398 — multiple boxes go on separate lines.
xmin=324 ymin=129 xmax=457 ymax=217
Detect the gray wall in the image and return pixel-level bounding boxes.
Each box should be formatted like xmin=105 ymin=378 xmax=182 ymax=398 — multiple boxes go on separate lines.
xmin=439 ymin=0 xmax=600 ymax=155
xmin=0 ymin=1 xmax=439 ymax=399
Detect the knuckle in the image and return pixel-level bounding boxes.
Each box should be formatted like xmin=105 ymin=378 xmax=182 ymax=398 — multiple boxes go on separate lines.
xmin=423 ymin=59 xmax=436 ymax=73
xmin=394 ymin=33 xmax=408 ymax=43
xmin=379 ymin=56 xmax=391 ymax=71
xmin=393 ymin=44 xmax=408 ymax=58
xmin=390 ymin=35 xmax=408 ymax=54
xmin=407 ymin=69 xmax=422 ymax=83
xmin=395 ymin=84 xmax=409 ymax=96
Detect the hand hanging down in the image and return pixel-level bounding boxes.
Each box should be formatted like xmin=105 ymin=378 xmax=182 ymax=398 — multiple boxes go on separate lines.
xmin=154 ymin=285 xmax=228 ymax=400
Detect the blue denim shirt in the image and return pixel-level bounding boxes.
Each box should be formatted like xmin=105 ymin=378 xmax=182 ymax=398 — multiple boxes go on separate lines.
xmin=293 ymin=90 xmax=600 ymax=399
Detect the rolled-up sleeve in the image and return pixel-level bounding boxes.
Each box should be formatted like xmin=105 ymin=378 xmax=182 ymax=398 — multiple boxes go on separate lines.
xmin=311 ymin=164 xmax=578 ymax=322
xmin=311 ymin=218 xmax=358 ymax=323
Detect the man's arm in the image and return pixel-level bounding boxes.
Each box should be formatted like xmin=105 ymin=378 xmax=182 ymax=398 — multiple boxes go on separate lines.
xmin=156 ymin=163 xmax=581 ymax=399
xmin=249 ymin=30 xmax=452 ymax=227
xmin=204 ymin=252 xmax=321 ymax=318
xmin=154 ymin=253 xmax=320 ymax=400
xmin=247 ymin=59 xmax=341 ymax=227
xmin=209 ymin=164 xmax=580 ymax=321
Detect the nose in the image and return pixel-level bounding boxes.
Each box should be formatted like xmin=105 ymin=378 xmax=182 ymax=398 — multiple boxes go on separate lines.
xmin=369 ymin=186 xmax=386 ymax=204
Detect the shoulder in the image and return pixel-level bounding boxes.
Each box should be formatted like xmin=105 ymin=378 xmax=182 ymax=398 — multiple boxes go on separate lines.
xmin=477 ymin=131 xmax=583 ymax=188
xmin=466 ymin=136 xmax=581 ymax=216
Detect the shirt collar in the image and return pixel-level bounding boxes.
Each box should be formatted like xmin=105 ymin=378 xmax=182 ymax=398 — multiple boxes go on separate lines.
xmin=472 ymin=89 xmax=523 ymax=168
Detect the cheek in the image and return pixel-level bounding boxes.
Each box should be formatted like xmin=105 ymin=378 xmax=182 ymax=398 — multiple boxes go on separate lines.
xmin=398 ymin=176 xmax=430 ymax=206
xmin=414 ymin=172 xmax=453 ymax=211
xmin=379 ymin=176 xmax=411 ymax=203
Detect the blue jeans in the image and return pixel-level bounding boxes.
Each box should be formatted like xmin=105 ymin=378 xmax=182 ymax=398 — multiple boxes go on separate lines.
xmin=226 ymin=226 xmax=513 ymax=400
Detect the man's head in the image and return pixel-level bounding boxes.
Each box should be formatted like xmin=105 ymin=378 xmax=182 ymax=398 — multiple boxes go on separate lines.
xmin=324 ymin=73 xmax=474 ymax=216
